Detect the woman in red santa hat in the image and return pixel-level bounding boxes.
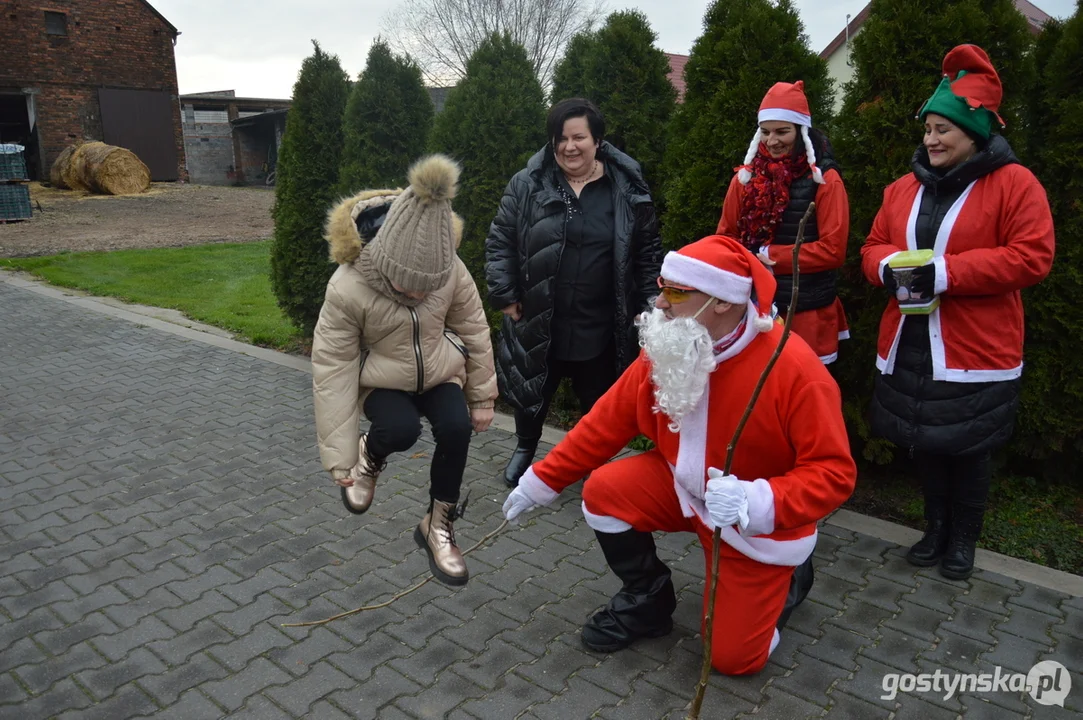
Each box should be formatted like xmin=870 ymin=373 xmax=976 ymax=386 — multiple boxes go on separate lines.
xmin=861 ymin=45 xmax=1054 ymax=580
xmin=718 ymin=80 xmax=850 ymax=365
xmin=502 ymin=235 xmax=856 ymax=675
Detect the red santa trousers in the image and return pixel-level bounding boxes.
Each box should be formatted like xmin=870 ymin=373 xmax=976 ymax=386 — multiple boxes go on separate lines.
xmin=581 ymin=450 xmax=795 ymax=676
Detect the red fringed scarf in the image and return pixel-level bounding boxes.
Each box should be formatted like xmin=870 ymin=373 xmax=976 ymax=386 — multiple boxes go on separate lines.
xmin=737 ymin=145 xmax=809 ymax=251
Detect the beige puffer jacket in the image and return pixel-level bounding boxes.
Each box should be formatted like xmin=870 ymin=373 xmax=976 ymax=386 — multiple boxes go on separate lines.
xmin=312 ymin=189 xmax=497 ymax=478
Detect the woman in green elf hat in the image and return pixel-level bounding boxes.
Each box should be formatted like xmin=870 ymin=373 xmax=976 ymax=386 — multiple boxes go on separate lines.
xmin=860 ymin=45 xmax=1055 ymax=580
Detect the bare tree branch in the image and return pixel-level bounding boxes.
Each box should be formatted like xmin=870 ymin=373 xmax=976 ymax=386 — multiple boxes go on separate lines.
xmin=383 ymin=0 xmax=606 ymax=87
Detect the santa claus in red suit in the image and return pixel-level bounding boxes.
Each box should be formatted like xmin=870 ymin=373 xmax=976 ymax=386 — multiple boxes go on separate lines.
xmin=502 ymin=235 xmax=857 ymax=675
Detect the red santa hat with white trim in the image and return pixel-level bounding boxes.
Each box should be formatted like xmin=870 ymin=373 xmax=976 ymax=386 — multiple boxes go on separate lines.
xmin=660 ymin=235 xmax=777 ymax=333
xmin=736 ymin=80 xmax=824 ymax=185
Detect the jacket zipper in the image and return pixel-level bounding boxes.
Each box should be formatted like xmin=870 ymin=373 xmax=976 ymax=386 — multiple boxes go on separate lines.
xmin=410 ymin=307 xmax=424 ymax=394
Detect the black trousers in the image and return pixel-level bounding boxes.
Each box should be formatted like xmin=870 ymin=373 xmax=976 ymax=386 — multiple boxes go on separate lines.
xmin=915 ymin=451 xmax=992 ymax=510
xmin=362 ymin=383 xmax=472 ymax=503
xmin=515 ymin=343 xmax=618 ymax=438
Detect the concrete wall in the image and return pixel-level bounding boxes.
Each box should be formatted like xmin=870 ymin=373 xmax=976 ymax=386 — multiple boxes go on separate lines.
xmin=182 ymin=121 xmax=236 ymax=185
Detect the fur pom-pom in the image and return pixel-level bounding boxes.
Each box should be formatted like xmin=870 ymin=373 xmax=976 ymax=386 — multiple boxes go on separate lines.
xmin=408 ymin=154 xmax=460 ymax=203
xmin=451 ymin=212 xmax=464 ymax=249
xmin=737 ymin=128 xmax=762 ymax=185
xmin=737 ymin=167 xmax=752 ymax=184
xmin=810 ymin=165 xmax=824 ymax=184
xmin=753 ymin=313 xmax=775 ymax=333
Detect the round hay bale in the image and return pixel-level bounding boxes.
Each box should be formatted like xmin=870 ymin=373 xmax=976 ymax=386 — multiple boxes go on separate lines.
xmin=77 ymin=142 xmax=151 ymax=195
xmin=49 ymin=145 xmax=78 ymax=188
xmin=63 ymin=143 xmax=92 ymax=191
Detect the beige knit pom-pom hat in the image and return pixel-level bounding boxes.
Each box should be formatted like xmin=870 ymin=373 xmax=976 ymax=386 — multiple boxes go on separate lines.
xmin=366 ymin=154 xmax=460 ymax=293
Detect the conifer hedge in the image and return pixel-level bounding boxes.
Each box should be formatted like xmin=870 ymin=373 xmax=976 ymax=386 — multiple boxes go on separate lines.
xmin=1016 ymin=8 xmax=1083 ymax=476
xmin=339 ymin=40 xmax=433 ymax=193
xmin=270 ymin=42 xmax=350 ymax=337
xmin=429 ymin=33 xmax=546 ymax=297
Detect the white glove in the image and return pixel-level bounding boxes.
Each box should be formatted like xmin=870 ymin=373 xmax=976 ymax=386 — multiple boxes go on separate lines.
xmin=502 ymin=486 xmax=539 ymax=525
xmin=705 ymin=468 xmax=750 ymax=531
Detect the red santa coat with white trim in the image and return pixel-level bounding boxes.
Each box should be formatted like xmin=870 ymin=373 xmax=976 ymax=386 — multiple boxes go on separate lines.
xmin=861 ymin=164 xmax=1054 ymax=381
xmin=529 ymin=316 xmax=857 ymax=566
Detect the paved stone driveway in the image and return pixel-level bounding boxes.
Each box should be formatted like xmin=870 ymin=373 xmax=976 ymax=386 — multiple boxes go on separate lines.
xmin=0 ymin=279 xmax=1078 ymax=720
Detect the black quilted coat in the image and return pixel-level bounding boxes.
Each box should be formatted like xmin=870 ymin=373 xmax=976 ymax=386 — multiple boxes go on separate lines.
xmin=869 ymin=136 xmax=1022 ymax=457
xmin=484 ymin=142 xmax=662 ymax=418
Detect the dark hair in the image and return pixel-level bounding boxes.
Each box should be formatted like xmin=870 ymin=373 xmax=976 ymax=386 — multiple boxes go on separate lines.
xmin=546 ymin=98 xmax=605 ymax=150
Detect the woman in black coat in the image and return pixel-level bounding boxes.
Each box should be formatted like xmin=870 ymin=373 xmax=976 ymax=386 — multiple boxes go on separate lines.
xmin=485 ymin=98 xmax=662 ymax=488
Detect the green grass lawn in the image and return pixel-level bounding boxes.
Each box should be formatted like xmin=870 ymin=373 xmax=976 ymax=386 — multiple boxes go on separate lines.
xmin=1 ymin=241 xmax=303 ymax=352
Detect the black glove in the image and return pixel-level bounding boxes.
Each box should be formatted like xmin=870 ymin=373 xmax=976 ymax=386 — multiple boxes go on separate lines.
xmin=910 ymin=263 xmax=936 ymax=299
xmin=882 ymin=265 xmax=899 ymax=295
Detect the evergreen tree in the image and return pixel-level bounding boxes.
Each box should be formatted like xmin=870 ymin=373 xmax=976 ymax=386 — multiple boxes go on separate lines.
xmin=550 ymin=32 xmax=595 ymax=102
xmin=550 ymin=11 xmax=676 ymax=204
xmin=1016 ymin=6 xmax=1083 ymax=476
xmin=270 ymin=42 xmax=350 ymax=337
xmin=661 ymin=0 xmax=832 ymax=250
xmin=339 ymin=40 xmax=434 ymax=193
xmin=830 ymin=0 xmax=1036 ymax=463
xmin=430 ymin=33 xmax=546 ymax=293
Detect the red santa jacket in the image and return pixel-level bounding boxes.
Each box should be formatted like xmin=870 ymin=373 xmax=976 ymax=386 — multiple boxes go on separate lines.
xmin=526 ymin=312 xmax=857 ymax=566
xmin=861 ymin=164 xmax=1054 ymax=381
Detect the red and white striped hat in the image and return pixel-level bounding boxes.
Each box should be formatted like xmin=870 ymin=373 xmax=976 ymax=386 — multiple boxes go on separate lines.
xmin=736 ymin=80 xmax=823 ymax=185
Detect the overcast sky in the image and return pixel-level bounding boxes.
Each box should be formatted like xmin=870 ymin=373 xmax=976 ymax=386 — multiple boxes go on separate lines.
xmin=151 ymin=0 xmax=1078 ymax=99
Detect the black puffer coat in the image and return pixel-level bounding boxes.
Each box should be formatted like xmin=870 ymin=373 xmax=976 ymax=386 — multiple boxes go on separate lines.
xmin=870 ymin=136 xmax=1022 ymax=456
xmin=485 ymin=142 xmax=662 ymax=418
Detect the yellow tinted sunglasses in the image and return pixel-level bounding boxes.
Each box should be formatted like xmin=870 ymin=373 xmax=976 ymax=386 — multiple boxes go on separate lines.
xmin=656 ymin=276 xmax=697 ymax=304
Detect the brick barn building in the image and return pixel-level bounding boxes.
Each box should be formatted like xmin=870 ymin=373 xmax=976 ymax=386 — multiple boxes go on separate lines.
xmin=0 ymin=0 xmax=186 ymax=182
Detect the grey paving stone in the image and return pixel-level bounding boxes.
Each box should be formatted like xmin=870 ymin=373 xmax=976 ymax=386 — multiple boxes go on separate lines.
xmin=327 ymin=665 xmax=423 ymax=717
xmin=137 ymin=651 xmax=230 ymax=706
xmin=955 ymin=577 xmax=1017 ymax=612
xmin=13 ymin=641 xmax=108 ymax=696
xmin=135 ymin=688 xmax=225 ymax=720
xmin=529 ymin=675 xmax=623 ymax=719
xmin=744 ymin=689 xmax=827 ymax=719
xmin=157 ymin=590 xmax=238 ymax=632
xmin=890 ymin=695 xmax=959 ymax=720
xmin=1007 ymin=583 xmax=1069 ymax=618
xmin=940 ymin=602 xmax=1002 ymax=646
xmin=91 ymin=616 xmax=177 ymax=662
xmin=883 ymin=600 xmax=944 ymax=644
xmin=325 ymin=630 xmax=413 ymax=683
xmin=995 ymin=603 xmax=1063 ymax=646
xmin=145 ymin=619 xmax=234 ymax=667
xmin=263 ymin=661 xmax=356 ymax=717
xmin=825 ymin=600 xmax=894 ymax=640
xmin=200 ymin=657 xmax=292 ymax=712
xmin=459 ymin=672 xmax=554 ymax=718
xmin=35 ymin=612 xmax=122 ymax=656
xmin=55 ymin=684 xmax=159 ymax=720
xmin=447 ymin=637 xmax=533 ymax=692
xmin=772 ymin=652 xmax=850 ymax=708
xmin=918 ymin=628 xmax=993 ymax=674
xmin=822 ymin=691 xmax=891 ymax=719
xmin=75 ymin=647 xmax=167 ymax=701
xmin=799 ymin=628 xmax=875 ymax=672
xmin=982 ymin=629 xmax=1051 ymax=674
xmin=226 ymin=693 xmax=294 ymax=720
xmin=394 ymin=668 xmax=488 ymax=719
xmin=856 ymin=626 xmax=926 ymax=674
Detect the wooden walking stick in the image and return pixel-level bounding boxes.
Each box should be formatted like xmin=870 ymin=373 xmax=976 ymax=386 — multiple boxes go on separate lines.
xmin=686 ymin=203 xmax=813 ymax=719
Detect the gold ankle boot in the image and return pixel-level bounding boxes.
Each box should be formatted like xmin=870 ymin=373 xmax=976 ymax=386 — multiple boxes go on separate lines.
xmin=341 ymin=434 xmax=385 ymax=515
xmin=414 ymin=498 xmax=469 ymax=586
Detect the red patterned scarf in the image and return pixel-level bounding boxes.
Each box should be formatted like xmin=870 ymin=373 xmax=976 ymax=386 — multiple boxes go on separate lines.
xmin=737 ymin=145 xmax=809 ymax=251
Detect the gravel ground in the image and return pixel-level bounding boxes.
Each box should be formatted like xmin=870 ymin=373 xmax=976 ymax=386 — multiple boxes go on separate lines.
xmin=0 ymin=182 xmax=275 ymax=257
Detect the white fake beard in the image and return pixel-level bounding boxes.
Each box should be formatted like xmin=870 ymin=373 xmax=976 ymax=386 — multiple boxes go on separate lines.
xmin=636 ymin=307 xmax=717 ymax=433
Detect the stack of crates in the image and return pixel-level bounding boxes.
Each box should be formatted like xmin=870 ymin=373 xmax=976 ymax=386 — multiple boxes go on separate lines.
xmin=0 ymin=144 xmax=32 ymax=222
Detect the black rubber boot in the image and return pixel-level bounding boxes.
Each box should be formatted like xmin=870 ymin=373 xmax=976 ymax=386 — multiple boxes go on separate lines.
xmin=503 ymin=409 xmax=543 ymax=488
xmin=906 ymin=498 xmax=952 ymax=566
xmin=776 ymin=555 xmax=815 ymax=630
xmin=940 ymin=503 xmax=984 ymax=580
xmin=581 ymin=529 xmax=676 ymax=653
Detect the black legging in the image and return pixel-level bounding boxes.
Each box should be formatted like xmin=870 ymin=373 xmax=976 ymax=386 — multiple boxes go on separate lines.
xmin=362 ymin=383 xmax=472 ymax=503
xmin=916 ymin=451 xmax=992 ymax=511
xmin=515 ymin=342 xmax=618 ymax=438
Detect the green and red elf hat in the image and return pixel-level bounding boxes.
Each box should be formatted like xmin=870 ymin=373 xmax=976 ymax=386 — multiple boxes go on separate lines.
xmin=917 ymin=44 xmax=1005 ymax=140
